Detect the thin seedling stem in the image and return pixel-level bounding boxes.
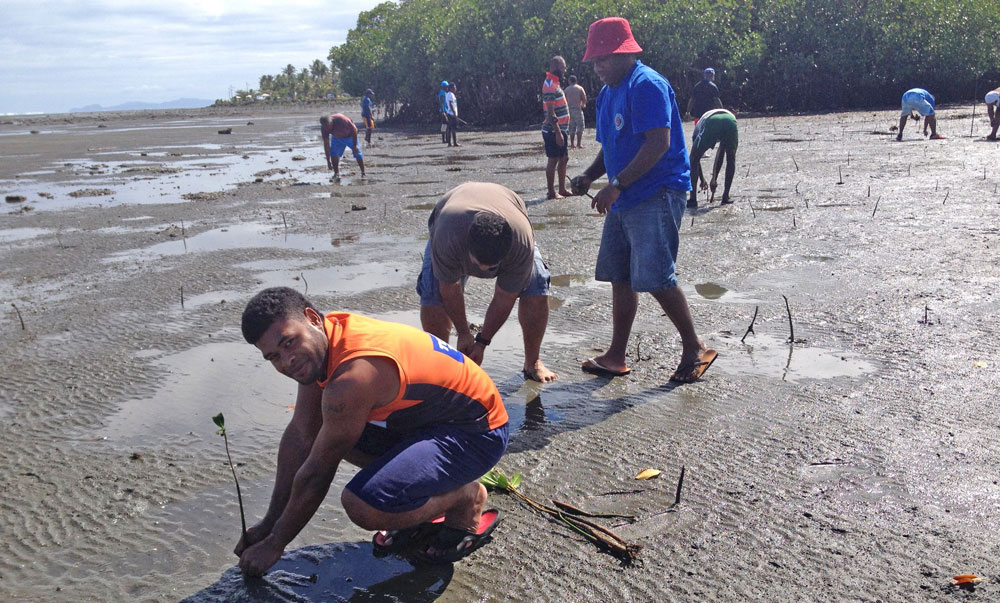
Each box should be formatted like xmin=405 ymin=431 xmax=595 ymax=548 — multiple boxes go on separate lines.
xmin=300 ymin=272 xmax=309 ymax=295
xmin=11 ymin=303 xmax=25 ymax=330
xmin=792 ymin=156 xmax=799 ymax=172
xmin=749 ymin=200 xmax=756 ymax=218
xmin=837 ymin=166 xmax=843 ymax=184
xmin=740 ymin=306 xmax=759 ymax=343
xmin=942 ymin=189 xmax=949 ymax=205
xmin=872 ymin=196 xmax=881 ymax=217
xmin=222 ymin=430 xmax=248 ymax=538
xmin=280 ymin=212 xmax=288 ymax=231
xmin=180 ymin=285 xmax=184 ymax=309
xmin=673 ymin=466 xmax=686 ymax=506
xmin=782 ymin=294 xmax=795 ymax=343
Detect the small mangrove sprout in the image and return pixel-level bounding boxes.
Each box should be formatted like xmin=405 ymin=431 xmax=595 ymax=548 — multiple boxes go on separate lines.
xmin=213 ymin=413 xmax=247 ymax=539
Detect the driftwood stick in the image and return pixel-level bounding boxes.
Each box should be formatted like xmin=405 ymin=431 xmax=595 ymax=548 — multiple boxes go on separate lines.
xmin=553 ymin=500 xmax=636 ymax=520
xmin=871 ymin=196 xmax=881 ymax=218
xmin=740 ymin=306 xmax=759 ymax=343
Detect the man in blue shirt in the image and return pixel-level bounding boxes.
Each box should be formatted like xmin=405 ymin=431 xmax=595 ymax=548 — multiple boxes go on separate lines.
xmin=437 ymin=81 xmax=450 ymax=144
xmin=896 ymin=88 xmax=944 ymax=141
xmin=361 ymin=89 xmax=375 ymax=145
xmin=570 ymin=17 xmax=716 ymax=383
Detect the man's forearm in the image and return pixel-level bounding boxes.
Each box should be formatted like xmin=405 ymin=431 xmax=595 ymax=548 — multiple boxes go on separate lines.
xmin=616 ymin=131 xmax=669 ymax=188
xmin=260 ymin=425 xmax=314 ymax=528
xmin=583 ymin=150 xmax=606 ymax=181
xmin=269 ymin=458 xmax=338 ymax=547
xmin=479 ymin=287 xmax=518 ymax=340
xmin=439 ymin=281 xmax=470 ymax=337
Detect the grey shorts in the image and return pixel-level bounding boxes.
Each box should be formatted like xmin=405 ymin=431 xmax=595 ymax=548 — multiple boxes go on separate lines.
xmin=595 ymin=187 xmax=687 ymax=292
xmin=568 ymin=109 xmax=585 ymax=134
xmin=417 ymin=240 xmax=551 ymax=304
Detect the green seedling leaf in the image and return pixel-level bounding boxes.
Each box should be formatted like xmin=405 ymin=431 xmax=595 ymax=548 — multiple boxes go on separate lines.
xmin=213 ymin=412 xmax=226 ymax=435
xmin=510 ymin=472 xmax=522 ymax=489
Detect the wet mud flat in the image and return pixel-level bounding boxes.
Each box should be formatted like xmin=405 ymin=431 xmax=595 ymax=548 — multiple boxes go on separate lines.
xmin=1 ymin=104 xmax=999 ymax=601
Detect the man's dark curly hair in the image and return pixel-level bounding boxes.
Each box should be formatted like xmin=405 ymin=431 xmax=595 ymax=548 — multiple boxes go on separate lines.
xmin=241 ymin=287 xmax=315 ymax=344
xmin=468 ymin=212 xmax=513 ymax=266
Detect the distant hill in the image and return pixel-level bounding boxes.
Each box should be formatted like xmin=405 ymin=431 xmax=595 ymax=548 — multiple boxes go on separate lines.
xmin=69 ymin=98 xmax=213 ymax=113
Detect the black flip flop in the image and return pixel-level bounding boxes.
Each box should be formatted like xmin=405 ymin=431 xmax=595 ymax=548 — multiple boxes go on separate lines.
xmin=413 ymin=509 xmax=501 ymax=564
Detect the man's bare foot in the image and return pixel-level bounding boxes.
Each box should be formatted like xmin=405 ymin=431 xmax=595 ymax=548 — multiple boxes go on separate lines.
xmin=558 ymin=189 xmax=572 ymax=197
xmin=523 ymin=360 xmax=558 ymax=383
xmin=547 ymin=192 xmax=564 ymax=200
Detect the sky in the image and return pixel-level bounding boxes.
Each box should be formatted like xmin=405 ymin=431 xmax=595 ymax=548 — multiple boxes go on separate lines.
xmin=1 ymin=0 xmax=385 ymax=114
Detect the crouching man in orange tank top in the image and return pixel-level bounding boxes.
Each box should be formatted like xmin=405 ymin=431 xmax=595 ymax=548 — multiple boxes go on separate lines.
xmin=234 ymin=287 xmax=508 ymax=574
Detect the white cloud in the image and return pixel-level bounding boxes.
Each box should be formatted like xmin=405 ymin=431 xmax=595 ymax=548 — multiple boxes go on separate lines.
xmin=0 ymin=0 xmax=385 ymax=113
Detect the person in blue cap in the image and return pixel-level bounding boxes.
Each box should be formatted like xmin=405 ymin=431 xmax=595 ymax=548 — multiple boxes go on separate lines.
xmin=686 ymin=67 xmax=722 ymax=126
xmin=437 ymin=81 xmax=450 ymax=144
xmin=361 ymin=89 xmax=375 ymax=145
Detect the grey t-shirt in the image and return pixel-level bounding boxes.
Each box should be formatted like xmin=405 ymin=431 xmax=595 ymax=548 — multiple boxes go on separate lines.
xmin=428 ymin=182 xmax=534 ymax=293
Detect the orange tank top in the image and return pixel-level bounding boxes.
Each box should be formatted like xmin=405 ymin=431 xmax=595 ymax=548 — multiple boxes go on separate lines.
xmin=317 ymin=312 xmax=508 ymax=432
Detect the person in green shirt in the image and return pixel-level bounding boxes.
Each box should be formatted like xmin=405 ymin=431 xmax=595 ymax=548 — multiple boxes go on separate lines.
xmin=687 ymin=108 xmax=738 ymax=208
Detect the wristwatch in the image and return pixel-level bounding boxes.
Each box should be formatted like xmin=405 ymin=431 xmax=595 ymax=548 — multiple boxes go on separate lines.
xmin=610 ymin=176 xmax=625 ymax=191
xmin=474 ymin=333 xmax=491 ymax=347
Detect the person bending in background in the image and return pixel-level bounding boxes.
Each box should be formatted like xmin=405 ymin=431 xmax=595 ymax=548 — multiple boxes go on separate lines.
xmin=985 ymin=86 xmax=1000 ymax=141
xmin=320 ymin=113 xmax=366 ymax=179
xmin=687 ymin=108 xmax=739 ymax=208
xmin=896 ymin=88 xmax=944 ymax=141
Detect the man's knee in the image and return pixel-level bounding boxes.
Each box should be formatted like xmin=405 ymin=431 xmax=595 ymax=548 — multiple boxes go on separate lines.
xmin=341 ymin=489 xmax=381 ymax=530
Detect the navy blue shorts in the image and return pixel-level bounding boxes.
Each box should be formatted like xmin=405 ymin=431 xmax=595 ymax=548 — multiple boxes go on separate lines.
xmin=542 ymin=129 xmax=568 ymax=158
xmin=345 ymin=422 xmax=509 ymax=513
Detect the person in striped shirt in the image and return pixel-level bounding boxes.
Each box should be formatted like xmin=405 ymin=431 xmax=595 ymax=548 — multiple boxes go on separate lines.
xmin=542 ymin=55 xmax=572 ymax=199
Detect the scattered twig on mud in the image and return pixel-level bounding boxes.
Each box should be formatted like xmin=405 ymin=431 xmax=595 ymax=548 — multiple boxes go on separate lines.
xmin=748 ymin=200 xmax=756 ymax=218
xmin=553 ymin=500 xmax=636 ymax=520
xmin=867 ymin=185 xmax=871 ymax=198
xmin=942 ymin=189 xmax=950 ymax=205
xmin=791 ymin=156 xmax=799 ymax=172
xmin=745 ymin=165 xmax=751 ymax=178
xmin=837 ymin=166 xmax=844 ymax=185
xmin=740 ymin=306 xmax=759 ymax=343
xmin=598 ymin=488 xmax=645 ymax=496
xmin=481 ymin=469 xmax=641 ymax=562
xmin=180 ymin=285 xmax=184 ymax=309
xmin=11 ymin=303 xmax=25 ymax=330
xmin=792 ymin=215 xmax=797 ymax=228
xmin=871 ymin=196 xmax=881 ymax=218
xmin=280 ymin=211 xmax=287 ymax=231
xmin=300 ymin=272 xmax=309 ymax=296
xmin=847 ymin=152 xmax=851 ymax=166
xmin=782 ymin=294 xmax=795 ymax=343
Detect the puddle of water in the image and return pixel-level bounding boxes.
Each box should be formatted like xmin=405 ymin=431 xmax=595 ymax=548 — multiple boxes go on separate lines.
xmin=684 ymin=283 xmax=761 ymax=304
xmin=551 ymin=273 xmax=592 ymax=287
xmin=406 ymin=202 xmax=436 ymax=210
xmin=713 ymin=333 xmax=876 ymax=383
xmin=100 ymin=341 xmax=296 ymax=442
xmin=105 ymin=222 xmax=333 ymax=263
xmin=757 ymin=205 xmax=795 ymax=212
xmin=250 ymin=260 xmax=414 ymax=295
xmin=0 ymin=227 xmax=51 ymax=243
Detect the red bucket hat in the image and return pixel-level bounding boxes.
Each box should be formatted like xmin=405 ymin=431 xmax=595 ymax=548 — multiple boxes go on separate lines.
xmin=583 ymin=17 xmax=643 ymax=62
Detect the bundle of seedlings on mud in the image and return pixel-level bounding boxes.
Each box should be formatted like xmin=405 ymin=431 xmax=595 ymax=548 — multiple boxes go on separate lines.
xmin=213 ymin=413 xmax=248 ymax=540
xmin=480 ymin=468 xmax=641 ymax=563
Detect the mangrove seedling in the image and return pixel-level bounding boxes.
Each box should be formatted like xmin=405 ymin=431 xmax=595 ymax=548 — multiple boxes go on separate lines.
xmin=213 ymin=412 xmax=247 ymax=539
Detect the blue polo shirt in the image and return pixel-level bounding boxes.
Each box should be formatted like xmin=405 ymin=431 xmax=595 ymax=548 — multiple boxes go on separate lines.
xmin=361 ymin=96 xmax=373 ymax=118
xmin=437 ymin=89 xmax=448 ymax=113
xmin=595 ymin=61 xmax=691 ymax=211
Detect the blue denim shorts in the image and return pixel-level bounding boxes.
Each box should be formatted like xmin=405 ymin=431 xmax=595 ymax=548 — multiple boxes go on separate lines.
xmin=330 ymin=136 xmax=363 ymax=159
xmin=346 ymin=422 xmax=509 ymax=513
xmin=416 ymin=239 xmax=551 ymax=305
xmin=594 ymin=187 xmax=687 ymax=292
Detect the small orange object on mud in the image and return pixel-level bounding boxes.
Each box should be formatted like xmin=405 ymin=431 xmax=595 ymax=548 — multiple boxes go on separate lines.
xmin=951 ymin=574 xmax=982 ymax=585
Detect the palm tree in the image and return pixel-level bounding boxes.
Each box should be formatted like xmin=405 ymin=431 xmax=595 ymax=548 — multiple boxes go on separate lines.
xmin=310 ymin=59 xmax=329 ymax=81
